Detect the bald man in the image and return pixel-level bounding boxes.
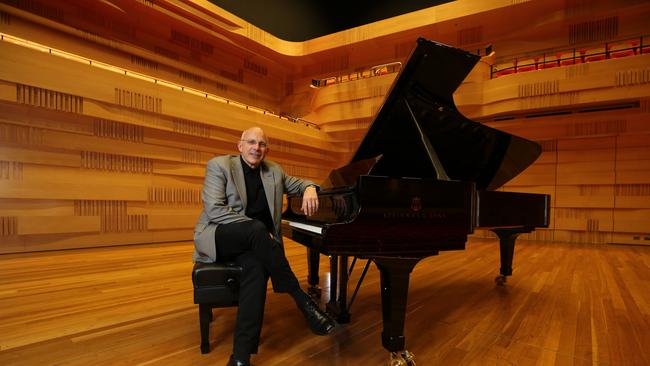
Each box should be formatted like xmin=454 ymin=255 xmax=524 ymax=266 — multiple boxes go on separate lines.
xmin=193 ymin=127 xmax=335 ymax=366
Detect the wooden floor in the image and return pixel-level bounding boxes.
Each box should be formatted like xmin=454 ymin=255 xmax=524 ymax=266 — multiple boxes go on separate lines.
xmin=1 ymin=238 xmax=649 ymax=366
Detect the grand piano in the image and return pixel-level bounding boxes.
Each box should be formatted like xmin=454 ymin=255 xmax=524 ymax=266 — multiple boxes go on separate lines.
xmin=282 ymin=38 xmax=550 ymax=366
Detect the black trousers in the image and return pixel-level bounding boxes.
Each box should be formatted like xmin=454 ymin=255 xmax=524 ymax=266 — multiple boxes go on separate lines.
xmin=214 ymin=219 xmax=301 ymax=357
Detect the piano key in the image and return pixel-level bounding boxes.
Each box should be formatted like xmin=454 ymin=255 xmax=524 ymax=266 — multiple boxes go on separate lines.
xmin=285 ymin=220 xmax=323 ymax=235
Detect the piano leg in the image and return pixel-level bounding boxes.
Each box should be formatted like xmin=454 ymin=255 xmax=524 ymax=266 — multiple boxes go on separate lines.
xmin=374 ymin=257 xmax=421 ymax=366
xmin=306 ymin=248 xmax=321 ymax=298
xmin=326 ymin=255 xmax=351 ymax=323
xmin=492 ymin=227 xmax=532 ymax=285
xmin=326 ymin=254 xmax=338 ymax=315
xmin=338 ymin=256 xmax=351 ymax=323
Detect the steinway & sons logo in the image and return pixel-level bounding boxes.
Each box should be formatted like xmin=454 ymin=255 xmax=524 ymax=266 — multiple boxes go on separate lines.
xmin=381 ymin=196 xmax=446 ymax=219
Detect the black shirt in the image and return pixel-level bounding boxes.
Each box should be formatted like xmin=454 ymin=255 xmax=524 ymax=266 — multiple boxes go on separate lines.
xmin=240 ymin=156 xmax=275 ymax=234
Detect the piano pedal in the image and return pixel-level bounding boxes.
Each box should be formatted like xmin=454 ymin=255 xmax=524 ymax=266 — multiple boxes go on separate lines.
xmin=307 ymin=285 xmax=322 ymax=299
xmin=495 ymin=275 xmax=507 ymax=286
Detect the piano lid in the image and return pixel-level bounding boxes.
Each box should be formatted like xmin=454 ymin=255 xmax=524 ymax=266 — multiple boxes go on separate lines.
xmin=350 ymin=38 xmax=541 ymax=191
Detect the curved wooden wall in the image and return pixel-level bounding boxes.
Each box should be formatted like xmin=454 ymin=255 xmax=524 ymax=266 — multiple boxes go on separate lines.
xmin=0 ymin=0 xmax=649 ymax=252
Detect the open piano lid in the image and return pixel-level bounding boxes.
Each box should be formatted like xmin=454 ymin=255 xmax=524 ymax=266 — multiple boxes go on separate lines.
xmin=348 ymin=38 xmax=541 ymax=191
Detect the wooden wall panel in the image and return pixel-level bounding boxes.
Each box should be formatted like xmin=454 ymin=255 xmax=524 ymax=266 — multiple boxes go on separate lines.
xmin=148 ymin=214 xmax=197 ymax=230
xmin=0 ymin=145 xmax=80 ymax=167
xmin=557 ymin=161 xmax=615 ymax=184
xmin=554 ymin=208 xmax=613 ymax=232
xmin=0 ymin=199 xmax=74 ymax=216
xmin=555 ymin=185 xmax=615 ymax=208
xmin=615 ymin=184 xmax=650 ymax=209
xmin=617 ymin=159 xmax=650 ymax=184
xmin=17 ymin=216 xmax=100 ymax=235
xmin=553 ymin=229 xmax=612 ymax=244
xmin=611 ymin=232 xmax=650 ymax=246
xmin=614 ymin=209 xmax=650 ymax=233
xmin=0 ymin=183 xmax=145 ymax=203
xmin=0 ymin=229 xmax=192 ymax=253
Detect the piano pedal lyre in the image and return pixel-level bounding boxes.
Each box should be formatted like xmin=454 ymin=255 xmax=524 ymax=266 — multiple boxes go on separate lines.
xmin=388 ymin=350 xmax=416 ymax=366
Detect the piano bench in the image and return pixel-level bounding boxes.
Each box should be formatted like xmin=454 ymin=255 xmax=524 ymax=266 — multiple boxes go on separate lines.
xmin=192 ymin=261 xmax=243 ymax=354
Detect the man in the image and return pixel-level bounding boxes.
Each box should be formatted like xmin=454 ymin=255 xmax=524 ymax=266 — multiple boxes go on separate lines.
xmin=193 ymin=127 xmax=336 ymax=366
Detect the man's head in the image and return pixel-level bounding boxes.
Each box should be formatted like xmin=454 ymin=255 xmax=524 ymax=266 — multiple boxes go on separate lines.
xmin=238 ymin=127 xmax=269 ymax=168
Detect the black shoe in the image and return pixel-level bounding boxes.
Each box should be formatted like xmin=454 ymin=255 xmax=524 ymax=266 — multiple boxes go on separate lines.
xmin=298 ymin=297 xmax=336 ymax=335
xmin=226 ymin=355 xmax=252 ymax=366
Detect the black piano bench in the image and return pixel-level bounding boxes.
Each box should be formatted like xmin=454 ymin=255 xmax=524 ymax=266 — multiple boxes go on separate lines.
xmin=192 ymin=261 xmax=243 ymax=354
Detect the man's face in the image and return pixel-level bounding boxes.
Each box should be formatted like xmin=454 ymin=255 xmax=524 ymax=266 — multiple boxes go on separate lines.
xmin=238 ymin=128 xmax=269 ymax=168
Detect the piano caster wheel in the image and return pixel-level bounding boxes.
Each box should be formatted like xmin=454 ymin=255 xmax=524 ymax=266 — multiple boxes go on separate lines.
xmin=388 ymin=350 xmax=415 ymax=366
xmin=401 ymin=350 xmax=416 ymax=366
xmin=308 ymin=285 xmax=322 ymax=299
xmin=388 ymin=352 xmax=407 ymax=366
xmin=495 ymin=275 xmax=507 ymax=286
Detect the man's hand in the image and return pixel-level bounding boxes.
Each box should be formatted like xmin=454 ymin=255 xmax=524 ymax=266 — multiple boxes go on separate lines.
xmin=301 ymin=186 xmax=319 ymax=216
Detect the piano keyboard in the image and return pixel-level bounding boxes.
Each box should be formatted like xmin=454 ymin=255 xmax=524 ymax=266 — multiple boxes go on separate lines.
xmin=284 ymin=220 xmax=323 ymax=235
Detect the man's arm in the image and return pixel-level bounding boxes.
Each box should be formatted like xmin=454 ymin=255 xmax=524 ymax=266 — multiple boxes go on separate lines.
xmin=283 ymin=173 xmax=320 ymax=216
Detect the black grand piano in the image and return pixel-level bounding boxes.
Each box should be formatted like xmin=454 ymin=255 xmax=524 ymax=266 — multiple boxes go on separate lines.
xmin=282 ymin=38 xmax=550 ymax=365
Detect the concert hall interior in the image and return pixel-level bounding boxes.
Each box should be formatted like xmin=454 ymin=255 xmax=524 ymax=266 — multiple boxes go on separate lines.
xmin=1 ymin=0 xmax=649 ymax=365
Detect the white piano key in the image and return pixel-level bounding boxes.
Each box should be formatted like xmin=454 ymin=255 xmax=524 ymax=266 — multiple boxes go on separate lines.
xmin=285 ymin=220 xmax=323 ymax=235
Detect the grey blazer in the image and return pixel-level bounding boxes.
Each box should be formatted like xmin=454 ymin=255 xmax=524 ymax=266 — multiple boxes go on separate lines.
xmin=193 ymin=155 xmax=316 ymax=263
